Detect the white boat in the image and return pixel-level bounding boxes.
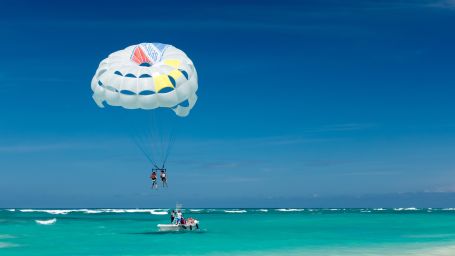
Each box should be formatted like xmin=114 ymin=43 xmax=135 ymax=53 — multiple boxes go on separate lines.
xmin=157 ymin=219 xmax=200 ymax=231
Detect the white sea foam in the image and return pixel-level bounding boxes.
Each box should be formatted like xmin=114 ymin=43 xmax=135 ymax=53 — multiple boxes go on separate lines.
xmin=21 ymin=209 xmax=73 ymax=214
xmin=178 ymin=244 xmax=455 ymax=256
xmin=420 ymin=244 xmax=455 ymax=256
xmin=39 ymin=209 xmax=97 ymax=214
xmin=47 ymin=210 xmax=73 ymax=215
xmin=150 ymin=210 xmax=168 ymax=215
xmin=94 ymin=209 xmax=168 ymax=214
xmin=442 ymin=208 xmax=455 ymax=211
xmin=394 ymin=207 xmax=418 ymax=211
xmin=83 ymin=210 xmax=103 ymax=214
xmin=190 ymin=209 xmax=203 ymax=212
xmin=109 ymin=209 xmax=127 ymax=213
xmin=374 ymin=208 xmax=386 ymax=211
xmin=276 ymin=208 xmax=304 ymax=212
xmin=20 ymin=209 xmax=171 ymax=214
xmin=6 ymin=209 xmax=15 ymax=212
xmin=224 ymin=210 xmax=247 ymax=213
xmin=0 ymin=234 xmax=15 ymax=239
xmin=405 ymin=234 xmax=455 ymax=239
xmin=35 ymin=218 xmax=57 ymax=225
xmin=19 ymin=209 xmax=37 ymax=213
xmin=0 ymin=242 xmax=18 ymax=248
xmin=125 ymin=209 xmax=151 ymax=213
xmin=257 ymin=209 xmax=269 ymax=212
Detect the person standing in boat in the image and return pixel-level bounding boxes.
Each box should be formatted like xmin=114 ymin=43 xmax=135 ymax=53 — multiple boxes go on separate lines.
xmin=171 ymin=210 xmax=175 ymax=224
xmin=176 ymin=210 xmax=182 ymax=224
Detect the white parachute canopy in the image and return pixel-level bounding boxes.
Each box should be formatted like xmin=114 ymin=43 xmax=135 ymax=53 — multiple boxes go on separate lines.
xmin=91 ymin=43 xmax=198 ymax=167
xmin=91 ymin=42 xmax=198 ymax=117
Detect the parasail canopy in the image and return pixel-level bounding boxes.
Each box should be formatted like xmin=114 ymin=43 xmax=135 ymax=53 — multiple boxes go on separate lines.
xmin=91 ymin=43 xmax=198 ymax=168
xmin=91 ymin=42 xmax=198 ymax=117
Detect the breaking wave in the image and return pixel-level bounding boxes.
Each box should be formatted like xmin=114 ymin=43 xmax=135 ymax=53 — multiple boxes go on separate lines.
xmin=0 ymin=234 xmax=15 ymax=239
xmin=35 ymin=218 xmax=57 ymax=225
xmin=276 ymin=209 xmax=305 ymax=212
xmin=18 ymin=209 xmax=169 ymax=215
xmin=0 ymin=242 xmax=18 ymax=249
xmin=84 ymin=210 xmax=103 ymax=214
xmin=393 ymin=208 xmax=419 ymax=211
xmin=150 ymin=210 xmax=168 ymax=215
xmin=224 ymin=210 xmax=247 ymax=213
xmin=21 ymin=209 xmax=73 ymax=215
xmin=13 ymin=208 xmax=454 ymax=215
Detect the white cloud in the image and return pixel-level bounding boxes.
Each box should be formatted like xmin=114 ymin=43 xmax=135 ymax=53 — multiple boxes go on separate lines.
xmin=0 ymin=143 xmax=74 ymax=153
xmin=337 ymin=170 xmax=400 ymax=177
xmin=0 ymin=138 xmax=127 ymax=153
xmin=424 ymin=184 xmax=455 ymax=193
xmin=310 ymin=123 xmax=375 ymax=132
xmin=427 ymin=0 xmax=455 ymax=9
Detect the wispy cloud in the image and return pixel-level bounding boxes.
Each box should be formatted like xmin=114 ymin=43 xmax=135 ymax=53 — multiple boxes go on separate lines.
xmin=175 ymin=124 xmax=371 ymax=151
xmin=0 ymin=2 xmax=379 ymax=37
xmin=0 ymin=77 xmax=74 ymax=83
xmin=348 ymin=0 xmax=455 ymax=10
xmin=310 ymin=123 xmax=376 ymax=133
xmin=303 ymin=159 xmax=355 ymax=168
xmin=177 ymin=136 xmax=336 ymax=149
xmin=0 ymin=65 xmax=77 ymax=86
xmin=0 ymin=143 xmax=76 ymax=153
xmin=424 ymin=183 xmax=455 ymax=193
xmin=0 ymin=139 xmax=127 ymax=153
xmin=337 ymin=170 xmax=400 ymax=177
xmin=425 ymin=0 xmax=455 ymax=9
xmin=201 ymin=162 xmax=240 ymax=169
xmin=0 ymin=19 xmax=363 ymax=36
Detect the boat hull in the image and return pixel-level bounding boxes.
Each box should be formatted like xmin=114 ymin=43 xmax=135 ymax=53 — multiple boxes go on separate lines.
xmin=157 ymin=221 xmax=199 ymax=231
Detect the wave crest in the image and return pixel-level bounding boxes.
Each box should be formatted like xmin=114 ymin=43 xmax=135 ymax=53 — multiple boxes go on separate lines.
xmin=276 ymin=209 xmax=304 ymax=212
xmin=35 ymin=218 xmax=57 ymax=225
xmin=224 ymin=210 xmax=247 ymax=213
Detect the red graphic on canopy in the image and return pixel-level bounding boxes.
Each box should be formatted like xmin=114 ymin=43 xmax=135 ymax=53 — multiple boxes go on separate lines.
xmin=131 ymin=46 xmax=151 ymax=65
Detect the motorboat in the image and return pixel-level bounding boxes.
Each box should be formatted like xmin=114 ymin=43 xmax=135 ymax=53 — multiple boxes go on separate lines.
xmin=157 ymin=218 xmax=200 ymax=231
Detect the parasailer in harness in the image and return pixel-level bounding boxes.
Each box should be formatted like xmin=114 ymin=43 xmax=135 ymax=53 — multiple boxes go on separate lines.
xmin=160 ymin=169 xmax=168 ymax=187
xmin=150 ymin=168 xmax=167 ymax=189
xmin=150 ymin=171 xmax=158 ymax=189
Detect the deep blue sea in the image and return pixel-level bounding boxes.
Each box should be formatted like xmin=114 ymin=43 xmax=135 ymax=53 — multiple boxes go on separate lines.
xmin=1 ymin=208 xmax=455 ymax=255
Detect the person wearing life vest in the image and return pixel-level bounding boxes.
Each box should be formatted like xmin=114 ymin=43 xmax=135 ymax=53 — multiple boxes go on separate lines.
xmin=150 ymin=171 xmax=158 ymax=189
xmin=160 ymin=169 xmax=168 ymax=187
xmin=176 ymin=210 xmax=182 ymax=224
xmin=171 ymin=210 xmax=175 ymax=224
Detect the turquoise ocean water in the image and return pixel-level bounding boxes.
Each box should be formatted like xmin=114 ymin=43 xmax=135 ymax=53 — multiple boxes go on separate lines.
xmin=1 ymin=208 xmax=455 ymax=255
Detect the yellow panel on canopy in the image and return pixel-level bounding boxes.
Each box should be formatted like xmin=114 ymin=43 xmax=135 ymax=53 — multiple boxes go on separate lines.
xmin=168 ymin=69 xmax=183 ymax=80
xmin=164 ymin=59 xmax=181 ymax=68
xmin=153 ymin=75 xmax=174 ymax=92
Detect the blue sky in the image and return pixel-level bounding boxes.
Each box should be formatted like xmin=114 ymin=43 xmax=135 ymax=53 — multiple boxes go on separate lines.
xmin=0 ymin=0 xmax=455 ymax=208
